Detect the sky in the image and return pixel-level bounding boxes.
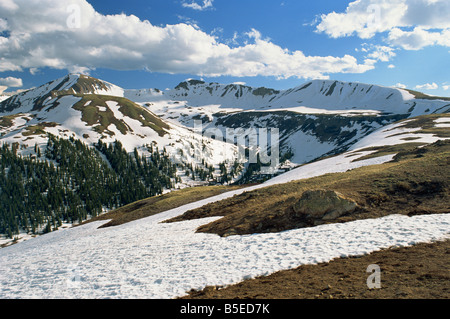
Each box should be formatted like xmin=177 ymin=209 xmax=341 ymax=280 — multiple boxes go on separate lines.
xmin=0 ymin=0 xmax=449 ymax=96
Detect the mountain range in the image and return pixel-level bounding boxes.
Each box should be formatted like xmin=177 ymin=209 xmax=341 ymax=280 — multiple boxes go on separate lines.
xmin=0 ymin=74 xmax=449 ymax=299
xmin=0 ymin=74 xmax=449 ymax=220
xmin=1 ymin=74 xmax=449 ymax=170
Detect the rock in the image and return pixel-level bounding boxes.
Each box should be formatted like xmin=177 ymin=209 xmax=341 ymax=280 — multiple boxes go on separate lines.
xmin=293 ymin=190 xmax=357 ymax=221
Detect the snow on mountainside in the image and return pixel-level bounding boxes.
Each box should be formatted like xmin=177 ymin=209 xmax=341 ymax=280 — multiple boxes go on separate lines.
xmin=119 ymin=78 xmax=449 ymax=166
xmin=147 ymin=79 xmax=450 ymax=116
xmin=1 ymin=74 xmax=449 ymax=169
xmin=0 ymin=112 xmax=449 ymax=298
xmin=0 ymin=75 xmax=240 ymax=181
xmin=0 ymin=74 xmax=125 ymax=115
xmin=4 ymin=75 xmax=447 ymax=119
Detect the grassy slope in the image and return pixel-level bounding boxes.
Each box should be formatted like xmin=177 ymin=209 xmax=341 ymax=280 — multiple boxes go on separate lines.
xmin=347 ymin=114 xmax=450 ymax=161
xmin=72 ymin=94 xmax=170 ymax=137
xmin=22 ymin=122 xmax=58 ymax=137
xmin=0 ymin=114 xmax=24 ymax=128
xmin=165 ymin=139 xmax=450 ymax=237
xmin=404 ymin=89 xmax=450 ymax=102
xmin=82 ymin=184 xmax=248 ymax=228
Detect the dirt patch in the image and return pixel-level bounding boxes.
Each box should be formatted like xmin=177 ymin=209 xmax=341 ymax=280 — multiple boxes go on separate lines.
xmin=181 ymin=239 xmax=450 ymax=299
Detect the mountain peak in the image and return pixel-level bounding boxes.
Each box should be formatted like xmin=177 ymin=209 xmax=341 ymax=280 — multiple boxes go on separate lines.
xmin=0 ymin=74 xmax=125 ymax=114
xmin=174 ymin=79 xmax=207 ymax=90
xmin=52 ymin=74 xmax=123 ymax=96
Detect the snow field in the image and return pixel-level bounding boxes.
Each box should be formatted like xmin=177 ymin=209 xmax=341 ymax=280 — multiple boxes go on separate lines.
xmin=1 ymin=208 xmax=448 ymax=299
xmin=1 ymin=145 xmax=449 ymax=299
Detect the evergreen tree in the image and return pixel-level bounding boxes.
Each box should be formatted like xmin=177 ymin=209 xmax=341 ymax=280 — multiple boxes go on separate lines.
xmin=0 ymin=135 xmax=179 ymax=238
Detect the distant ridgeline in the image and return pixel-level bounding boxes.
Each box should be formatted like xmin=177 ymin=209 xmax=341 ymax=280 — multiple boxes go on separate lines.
xmin=0 ymin=135 xmax=178 ymax=238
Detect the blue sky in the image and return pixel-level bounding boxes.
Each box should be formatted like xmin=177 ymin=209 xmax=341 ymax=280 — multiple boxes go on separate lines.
xmin=0 ymin=0 xmax=449 ymax=96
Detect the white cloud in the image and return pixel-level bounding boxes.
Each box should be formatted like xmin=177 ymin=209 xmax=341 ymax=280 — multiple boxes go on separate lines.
xmin=388 ymin=27 xmax=450 ymax=50
xmin=388 ymin=64 xmax=395 ymax=68
xmin=0 ymin=0 xmax=19 ymax=11
xmin=0 ymin=0 xmax=375 ymax=80
xmin=177 ymin=15 xmax=199 ymax=28
xmin=0 ymin=76 xmax=23 ymax=87
xmin=362 ymin=44 xmax=396 ymax=62
xmin=442 ymin=84 xmax=449 ymax=90
xmin=29 ymin=67 xmax=39 ymax=75
xmin=415 ymin=82 xmax=439 ymax=90
xmin=316 ymin=0 xmax=409 ymax=39
xmin=316 ymin=0 xmax=450 ymax=50
xmin=182 ymin=0 xmax=214 ymax=11
xmin=0 ymin=76 xmax=22 ymax=94
xmin=394 ymin=83 xmax=407 ymax=88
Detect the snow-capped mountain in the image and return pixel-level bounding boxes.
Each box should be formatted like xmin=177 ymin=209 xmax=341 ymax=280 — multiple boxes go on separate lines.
xmin=153 ymin=79 xmax=450 ymax=116
xmin=4 ymin=76 xmax=449 ymax=185
xmin=1 ymin=74 xmax=449 ymax=169
xmin=0 ymin=74 xmax=124 ymax=114
xmin=0 ymin=75 xmax=240 ymax=178
xmin=127 ymin=79 xmax=449 ymax=165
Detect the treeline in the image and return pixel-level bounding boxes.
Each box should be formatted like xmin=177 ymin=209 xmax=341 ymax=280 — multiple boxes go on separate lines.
xmin=0 ymin=135 xmax=177 ymax=238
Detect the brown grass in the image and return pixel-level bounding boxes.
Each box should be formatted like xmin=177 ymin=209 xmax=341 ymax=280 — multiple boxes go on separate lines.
xmin=349 ymin=143 xmax=426 ymax=162
xmin=165 ymin=140 xmax=450 ymax=237
xmin=82 ymin=184 xmax=248 ymax=228
xmin=22 ymin=122 xmax=58 ymax=136
xmin=182 ymin=239 xmax=450 ymax=299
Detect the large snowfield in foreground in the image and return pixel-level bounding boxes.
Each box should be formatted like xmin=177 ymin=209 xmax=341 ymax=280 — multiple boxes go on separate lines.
xmin=1 ymin=212 xmax=448 ymax=299
xmin=0 ymin=146 xmax=449 ymax=299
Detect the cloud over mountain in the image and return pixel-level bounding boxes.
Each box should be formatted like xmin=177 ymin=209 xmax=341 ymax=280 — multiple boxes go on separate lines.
xmin=316 ymin=0 xmax=450 ymax=50
xmin=0 ymin=0 xmax=374 ymax=80
xmin=0 ymin=76 xmax=22 ymax=87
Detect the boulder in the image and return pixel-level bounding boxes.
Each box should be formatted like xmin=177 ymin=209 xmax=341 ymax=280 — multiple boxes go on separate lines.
xmin=293 ymin=190 xmax=357 ymax=221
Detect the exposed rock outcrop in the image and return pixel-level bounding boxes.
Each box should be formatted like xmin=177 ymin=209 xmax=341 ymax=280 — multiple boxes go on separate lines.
xmin=293 ymin=190 xmax=358 ymax=223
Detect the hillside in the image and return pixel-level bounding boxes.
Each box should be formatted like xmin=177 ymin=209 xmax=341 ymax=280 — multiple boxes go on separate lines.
xmin=0 ymin=115 xmax=448 ymax=298
xmin=90 ymin=113 xmax=449 ymax=236
xmin=0 ymin=75 xmax=242 ymax=240
xmin=0 ymin=136 xmax=180 ymax=238
xmin=0 ymin=75 xmax=449 ymax=240
xmin=135 ymin=79 xmax=450 ymax=167
xmin=0 ymin=74 xmax=240 ymax=180
xmin=166 ymin=139 xmax=450 ymax=237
